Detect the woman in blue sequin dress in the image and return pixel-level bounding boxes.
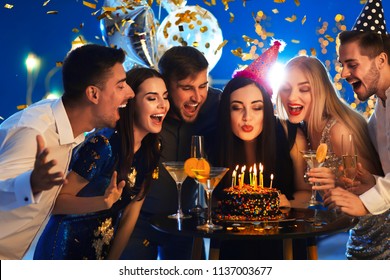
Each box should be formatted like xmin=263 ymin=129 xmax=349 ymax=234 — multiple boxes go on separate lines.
xmin=34 ymin=68 xmax=169 ymax=259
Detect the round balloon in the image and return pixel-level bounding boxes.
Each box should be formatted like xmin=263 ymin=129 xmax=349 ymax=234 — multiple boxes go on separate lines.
xmin=160 ymin=0 xmax=187 ymax=13
xmin=100 ymin=0 xmax=158 ymax=70
xmin=156 ymin=5 xmax=224 ymax=71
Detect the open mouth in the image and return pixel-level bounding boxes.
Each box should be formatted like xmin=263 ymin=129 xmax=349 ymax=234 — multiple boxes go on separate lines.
xmin=151 ymin=114 xmax=165 ymax=123
xmin=351 ymin=81 xmax=362 ymax=91
xmin=184 ymin=103 xmax=199 ymax=114
xmin=288 ymin=104 xmax=303 ymax=116
xmin=118 ymin=103 xmax=127 ymax=109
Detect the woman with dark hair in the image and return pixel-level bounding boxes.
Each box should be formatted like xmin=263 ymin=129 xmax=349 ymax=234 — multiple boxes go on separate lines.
xmin=213 ymin=77 xmax=311 ymax=259
xmin=33 ymin=67 xmax=169 ymax=260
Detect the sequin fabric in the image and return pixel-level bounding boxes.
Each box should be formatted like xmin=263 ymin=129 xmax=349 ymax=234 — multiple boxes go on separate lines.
xmin=346 ymin=208 xmax=390 ymax=260
xmin=34 ymin=128 xmax=148 ymax=259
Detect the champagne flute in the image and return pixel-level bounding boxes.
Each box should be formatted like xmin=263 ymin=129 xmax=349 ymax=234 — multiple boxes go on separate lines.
xmin=162 ymin=161 xmax=191 ymax=219
xmin=301 ymin=150 xmax=327 ymax=206
xmin=192 ymin=167 xmax=229 ymax=231
xmin=189 ymin=135 xmax=206 ymax=214
xmin=341 ymin=134 xmax=358 ymax=182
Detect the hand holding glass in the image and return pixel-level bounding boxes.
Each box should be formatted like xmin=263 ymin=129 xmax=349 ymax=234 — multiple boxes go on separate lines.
xmin=162 ymin=161 xmax=191 ymax=219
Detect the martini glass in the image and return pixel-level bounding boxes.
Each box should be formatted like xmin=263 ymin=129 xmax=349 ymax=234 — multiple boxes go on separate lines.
xmin=162 ymin=161 xmax=191 ymax=219
xmin=300 ymin=150 xmax=327 ymax=206
xmin=192 ymin=167 xmax=229 ymax=231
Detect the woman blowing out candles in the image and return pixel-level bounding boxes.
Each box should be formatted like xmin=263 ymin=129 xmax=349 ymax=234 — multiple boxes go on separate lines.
xmin=211 ymin=40 xmax=313 ymax=259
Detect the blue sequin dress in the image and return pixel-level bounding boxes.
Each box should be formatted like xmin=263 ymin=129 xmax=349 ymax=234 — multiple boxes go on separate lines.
xmin=33 ymin=128 xmax=149 ymax=260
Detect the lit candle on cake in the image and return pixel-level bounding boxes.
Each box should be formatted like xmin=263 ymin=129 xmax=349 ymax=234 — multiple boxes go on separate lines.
xmin=259 ymin=163 xmax=264 ymax=188
xmin=270 ymin=174 xmax=274 ymax=189
xmin=231 ymin=169 xmax=237 ymax=187
xmin=238 ymin=174 xmax=242 ymax=187
xmin=240 ymin=165 xmax=246 ymax=186
xmin=249 ymin=166 xmax=253 ymax=186
xmin=253 ymin=163 xmax=257 ymax=188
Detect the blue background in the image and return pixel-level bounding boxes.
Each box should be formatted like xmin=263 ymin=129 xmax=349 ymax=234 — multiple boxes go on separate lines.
xmin=1 ymin=0 xmax=389 ymax=120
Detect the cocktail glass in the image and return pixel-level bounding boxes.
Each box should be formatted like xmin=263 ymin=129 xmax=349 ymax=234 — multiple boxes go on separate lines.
xmin=300 ymin=150 xmax=327 ymax=206
xmin=192 ymin=167 xmax=229 ymax=231
xmin=162 ymin=161 xmax=191 ymax=219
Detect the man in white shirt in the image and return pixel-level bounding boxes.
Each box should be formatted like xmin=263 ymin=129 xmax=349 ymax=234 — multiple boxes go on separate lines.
xmin=323 ymin=30 xmax=390 ymax=216
xmin=0 ymin=44 xmax=134 ymax=259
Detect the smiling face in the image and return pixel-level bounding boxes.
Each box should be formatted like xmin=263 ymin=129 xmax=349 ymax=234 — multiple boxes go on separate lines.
xmin=278 ymin=67 xmax=312 ymax=124
xmin=134 ymin=77 xmax=169 ymax=138
xmin=94 ymin=63 xmax=135 ymax=129
xmin=168 ymin=69 xmax=208 ymax=123
xmin=230 ymin=84 xmax=264 ymax=142
xmin=338 ymin=41 xmax=380 ymax=101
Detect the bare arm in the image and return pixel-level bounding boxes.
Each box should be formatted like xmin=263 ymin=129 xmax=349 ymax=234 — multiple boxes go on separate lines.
xmin=53 ymin=170 xmax=125 ymax=215
xmin=289 ymin=128 xmax=312 ymax=207
xmin=107 ymin=194 xmax=145 ymax=259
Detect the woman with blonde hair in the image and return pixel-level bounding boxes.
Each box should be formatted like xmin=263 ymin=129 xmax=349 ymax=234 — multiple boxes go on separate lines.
xmin=276 ymin=55 xmax=382 ymax=178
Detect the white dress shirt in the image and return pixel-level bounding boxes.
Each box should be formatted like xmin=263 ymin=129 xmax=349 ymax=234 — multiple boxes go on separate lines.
xmin=0 ymin=98 xmax=85 ymax=259
xmin=363 ymin=88 xmax=390 ymax=214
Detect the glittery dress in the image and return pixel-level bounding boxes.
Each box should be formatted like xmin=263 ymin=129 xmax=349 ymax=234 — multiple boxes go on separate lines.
xmin=33 ymin=128 xmax=148 ymax=260
xmin=346 ymin=209 xmax=390 ymax=259
xmin=311 ymin=119 xmax=390 ymax=259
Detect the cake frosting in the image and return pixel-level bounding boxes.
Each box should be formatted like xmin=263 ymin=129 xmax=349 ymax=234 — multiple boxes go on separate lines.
xmin=217 ymin=184 xmax=282 ymax=221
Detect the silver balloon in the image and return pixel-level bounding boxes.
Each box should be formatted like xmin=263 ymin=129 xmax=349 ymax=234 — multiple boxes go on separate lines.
xmin=101 ymin=0 xmax=158 ymax=70
xmin=156 ymin=5 xmax=224 ymax=71
xmin=161 ymin=0 xmax=187 ymax=13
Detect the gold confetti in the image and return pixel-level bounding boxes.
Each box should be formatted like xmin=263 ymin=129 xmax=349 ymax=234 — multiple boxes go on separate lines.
xmin=274 ymin=0 xmax=286 ymax=3
xmin=215 ymin=40 xmax=228 ymax=54
xmin=56 ymin=62 xmax=63 ymax=67
xmin=17 ymin=105 xmax=28 ymax=110
xmin=47 ymin=11 xmax=58 ymax=14
xmin=302 ymin=15 xmax=306 ymax=25
xmin=285 ymin=15 xmax=297 ymax=22
xmin=229 ymin=12 xmax=234 ymax=23
xmin=43 ymin=0 xmax=50 ymax=6
xmin=231 ymin=47 xmax=244 ymax=58
xmin=335 ymin=14 xmax=344 ymax=22
xmin=4 ymin=4 xmax=13 ymax=9
xmin=294 ymin=0 xmax=300 ymax=6
xmin=272 ymin=9 xmax=279 ymax=14
xmin=83 ymin=1 xmax=96 ymax=9
xmin=325 ymin=34 xmax=334 ymax=42
xmin=143 ymin=239 xmax=150 ymax=247
xmin=72 ymin=28 xmax=80 ymax=33
xmin=291 ymin=39 xmax=300 ymax=44
xmin=310 ymin=48 xmax=317 ymax=56
xmin=102 ymin=6 xmax=116 ymax=12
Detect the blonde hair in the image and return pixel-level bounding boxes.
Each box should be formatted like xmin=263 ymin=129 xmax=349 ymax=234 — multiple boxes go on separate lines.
xmin=276 ymin=56 xmax=382 ymax=174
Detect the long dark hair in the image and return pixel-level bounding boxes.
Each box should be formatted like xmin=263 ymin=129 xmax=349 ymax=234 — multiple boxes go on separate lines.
xmin=215 ymin=77 xmax=277 ymax=186
xmin=116 ymin=67 xmax=164 ymax=199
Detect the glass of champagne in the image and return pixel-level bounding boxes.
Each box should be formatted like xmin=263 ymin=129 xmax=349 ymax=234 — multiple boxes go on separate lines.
xmin=300 ymin=150 xmax=327 ymax=206
xmin=189 ymin=135 xmax=206 ymax=214
xmin=342 ymin=134 xmax=358 ymax=182
xmin=162 ymin=161 xmax=191 ymax=219
xmin=192 ymin=167 xmax=229 ymax=231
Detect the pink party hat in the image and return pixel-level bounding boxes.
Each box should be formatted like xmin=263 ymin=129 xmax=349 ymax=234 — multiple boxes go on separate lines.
xmin=233 ymin=40 xmax=282 ymax=96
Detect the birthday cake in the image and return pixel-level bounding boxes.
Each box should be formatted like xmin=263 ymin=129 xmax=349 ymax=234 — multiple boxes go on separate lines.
xmin=217 ymin=184 xmax=282 ymax=221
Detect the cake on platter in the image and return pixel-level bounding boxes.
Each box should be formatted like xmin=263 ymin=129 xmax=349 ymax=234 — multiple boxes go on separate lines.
xmin=217 ymin=184 xmax=282 ymax=221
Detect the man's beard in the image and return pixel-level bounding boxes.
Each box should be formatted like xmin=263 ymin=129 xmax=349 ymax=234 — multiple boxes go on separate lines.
xmin=360 ymin=61 xmax=380 ymax=101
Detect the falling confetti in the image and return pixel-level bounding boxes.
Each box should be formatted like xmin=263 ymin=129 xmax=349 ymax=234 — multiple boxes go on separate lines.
xmin=83 ymin=1 xmax=96 ymax=9
xmin=285 ymin=15 xmax=297 ymax=22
